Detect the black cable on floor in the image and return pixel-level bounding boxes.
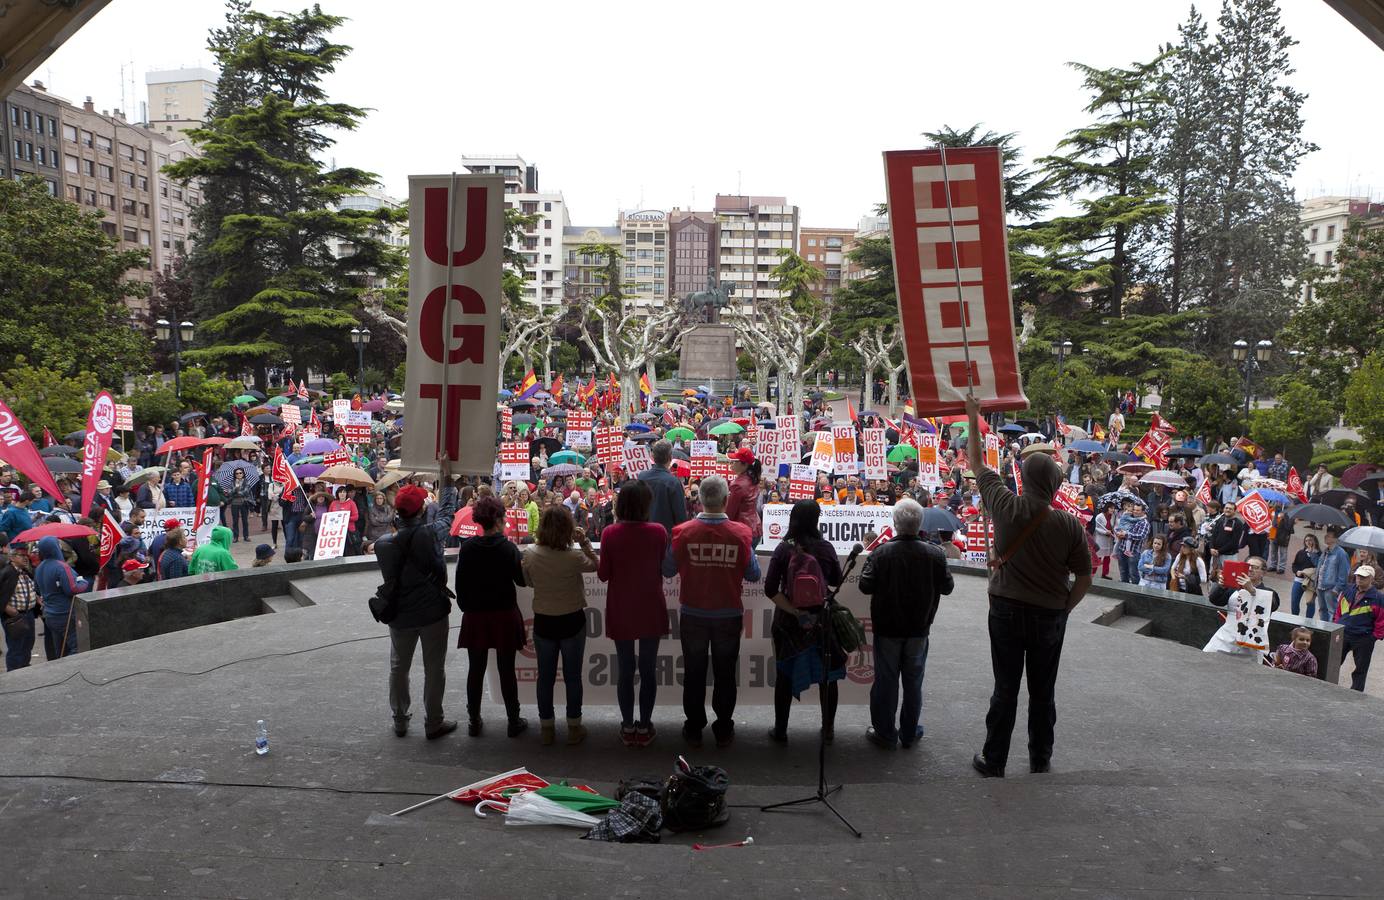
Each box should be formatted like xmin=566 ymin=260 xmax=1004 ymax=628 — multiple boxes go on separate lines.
xmin=0 ymin=771 xmax=440 ymax=798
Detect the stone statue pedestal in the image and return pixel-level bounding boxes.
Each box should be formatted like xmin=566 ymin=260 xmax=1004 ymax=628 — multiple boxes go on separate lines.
xmin=679 ymin=324 xmax=738 ymax=384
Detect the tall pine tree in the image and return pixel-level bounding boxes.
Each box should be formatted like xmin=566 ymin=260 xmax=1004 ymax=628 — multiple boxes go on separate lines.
xmin=167 ymin=3 xmax=402 ymax=389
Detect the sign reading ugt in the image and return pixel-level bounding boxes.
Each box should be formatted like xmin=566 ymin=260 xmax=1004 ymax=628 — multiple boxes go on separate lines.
xmin=402 ymin=175 xmax=505 ymax=472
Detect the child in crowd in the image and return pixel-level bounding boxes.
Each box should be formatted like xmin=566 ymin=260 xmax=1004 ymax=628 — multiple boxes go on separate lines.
xmin=284 ymin=547 xmax=304 ymax=563
xmin=1268 ymin=626 xmax=1318 ymax=678
xmin=252 ymin=544 xmax=276 ymax=568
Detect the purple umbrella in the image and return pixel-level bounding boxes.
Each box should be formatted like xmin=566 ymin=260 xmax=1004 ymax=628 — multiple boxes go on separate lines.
xmin=361 ymin=398 xmax=387 ymax=413
xmin=303 ymin=438 xmax=341 ymax=455
xmin=293 ymin=462 xmax=326 ymax=479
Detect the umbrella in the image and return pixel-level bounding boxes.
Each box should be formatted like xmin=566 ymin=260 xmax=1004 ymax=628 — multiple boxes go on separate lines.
xmin=11 ymin=522 xmax=95 ymax=543
xmin=757 ymin=419 xmax=775 ymax=429
xmin=249 ymin=413 xmax=284 ymax=426
xmin=39 ymin=445 xmax=78 ymax=457
xmin=733 ymin=400 xmax=756 ymax=409
xmin=319 ymin=464 xmax=375 ymax=488
xmin=179 ymin=411 xmax=207 ymax=424
xmin=123 ymin=466 xmax=168 ymax=488
xmin=697 ymin=384 xmax=712 ymax=392
xmin=998 ymin=423 xmax=1027 ymax=435
xmin=531 ymin=391 xmax=552 ymax=401
xmin=160 ymin=435 xmax=231 ymax=454
xmin=670 ymin=459 xmax=691 ymax=478
xmin=509 ymin=399 xmax=538 ymax=409
xmin=497 ymin=389 xmax=513 ymax=399
xmin=44 ymin=457 xmax=82 ymax=473
xmin=266 ymin=396 xmax=290 ymax=407
xmin=1166 ymin=447 xmax=1202 ymax=458
xmin=1198 ymin=453 xmax=1237 ymax=467
xmin=1098 ymin=490 xmax=1145 ymax=510
xmin=1069 ymin=440 xmax=1107 ymax=454
xmin=1338 ymin=526 xmax=1384 ymax=554
xmin=1342 ymin=464 xmax=1382 ymax=489
xmin=921 ymin=507 xmax=961 ymax=533
xmin=374 ymin=470 xmax=410 ymax=492
xmin=64 ymin=430 xmax=86 ymax=442
xmin=671 ymin=448 xmax=691 ymax=461
xmin=215 ymin=459 xmax=261 ymax=490
xmin=243 ymin=406 xmax=273 ymax=417
xmin=1284 ymin=503 xmax=1352 ymax=528
xmin=512 ymin=413 xmax=537 ymax=426
xmin=302 ymin=438 xmax=341 ymax=455
xmin=231 ymin=394 xmax=258 ymax=405
xmin=530 ymin=437 xmax=562 ymax=457
xmin=1103 ymin=450 xmax=1128 ymax=461
xmin=1062 ymin=425 xmax=1089 ymax=441
xmin=243 ymin=389 xmax=267 ymax=401
xmin=709 ymin=422 xmax=744 ymax=436
xmin=887 ymin=445 xmax=918 ymax=463
xmin=357 ymin=398 xmax=385 ymax=414
xmin=1117 ymin=461 xmax=1154 ymax=475
xmin=1139 ymin=470 xmax=1191 ymax=488
xmin=549 ymin=450 xmax=585 ymax=466
xmin=1021 ymin=432 xmax=1047 ymax=441
xmin=1257 ymin=489 xmax=1292 ymax=505
xmin=628 ymin=431 xmax=659 ymax=442
xmin=541 ymin=464 xmax=583 ymax=479
xmin=223 ymin=436 xmax=263 ymax=451
xmin=666 ymin=427 xmax=697 ymax=442
xmin=756 ymin=401 xmax=776 ymax=410
xmin=1318 ymin=487 xmax=1372 ymax=509
xmin=292 ymin=462 xmax=326 ymax=479
xmin=625 ymin=423 xmax=652 ymax=433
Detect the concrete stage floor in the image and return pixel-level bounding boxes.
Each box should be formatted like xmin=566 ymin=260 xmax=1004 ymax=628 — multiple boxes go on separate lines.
xmin=2 ymin=569 xmax=1382 ymax=898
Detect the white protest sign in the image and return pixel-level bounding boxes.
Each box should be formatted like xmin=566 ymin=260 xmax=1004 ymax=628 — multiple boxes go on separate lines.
xmin=761 ymin=502 xmax=895 ymax=554
xmin=788 ymin=464 xmax=816 ymax=500
xmin=343 ymin=410 xmax=372 ymax=445
xmin=499 ymin=440 xmax=530 ymax=482
xmin=332 ymin=398 xmax=351 ymax=422
xmin=776 ymin=415 xmax=800 ymax=468
xmin=566 ymin=410 xmax=593 ymax=449
xmin=831 ymin=424 xmax=858 ymax=475
xmin=313 ymin=510 xmax=353 ymax=560
xmin=402 ymin=174 xmax=505 ymax=472
xmin=810 ymin=432 xmax=835 ymax=474
xmin=280 ymin=404 xmax=302 ymax=425
xmin=916 ymin=431 xmax=942 ymax=488
xmin=114 ymin=403 xmax=134 ymax=432
xmin=862 ymin=428 xmax=887 ymax=482
xmin=622 ymin=442 xmax=653 ymax=476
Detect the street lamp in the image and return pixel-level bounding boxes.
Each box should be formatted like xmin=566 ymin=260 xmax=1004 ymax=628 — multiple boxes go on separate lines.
xmin=1231 ymin=338 xmax=1272 ymax=434
xmin=349 ymin=326 xmax=371 ymax=396
xmin=155 ymin=318 xmax=195 ymax=398
xmin=1051 ymin=338 xmax=1074 ymax=376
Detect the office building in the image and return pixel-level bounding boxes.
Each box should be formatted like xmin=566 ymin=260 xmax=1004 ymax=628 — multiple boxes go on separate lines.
xmin=327 ymin=185 xmax=407 ymax=289
xmin=145 ymin=67 xmax=217 ymax=137
xmin=798 ymin=226 xmax=852 ymax=301
xmin=713 ymin=194 xmax=799 ymax=312
xmin=563 ymin=225 xmax=622 ymax=302
xmin=842 ymin=212 xmax=890 ymax=285
xmin=669 ymin=209 xmax=718 ymax=300
xmin=619 ymin=209 xmax=669 ymax=308
xmin=461 ymin=154 xmax=570 ymax=307
xmin=2 ymin=80 xmax=65 ymax=197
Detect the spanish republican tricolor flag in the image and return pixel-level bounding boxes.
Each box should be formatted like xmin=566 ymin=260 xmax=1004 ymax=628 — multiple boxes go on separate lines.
xmin=516 ymin=369 xmax=540 ymax=400
xmin=638 ymin=372 xmax=655 ymax=407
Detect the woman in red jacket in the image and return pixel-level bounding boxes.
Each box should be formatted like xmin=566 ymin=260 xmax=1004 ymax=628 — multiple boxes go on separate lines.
xmin=598 ymin=480 xmax=669 ymax=746
xmin=725 ymin=447 xmax=763 ymax=547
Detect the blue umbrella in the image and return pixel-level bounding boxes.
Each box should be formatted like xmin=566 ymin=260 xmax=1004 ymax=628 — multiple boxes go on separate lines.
xmin=497 ymin=389 xmax=513 ymax=399
xmin=1258 ymin=489 xmax=1291 ymax=505
xmin=625 ymin=423 xmax=652 ymax=433
xmin=999 ymin=423 xmax=1027 ymax=435
xmin=1070 ymin=440 xmax=1108 ymax=453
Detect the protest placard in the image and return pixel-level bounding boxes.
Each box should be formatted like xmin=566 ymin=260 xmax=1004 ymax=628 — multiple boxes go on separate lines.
xmin=114 ymin=403 xmax=133 ymax=432
xmin=622 ymin=442 xmax=653 ymax=476
xmin=505 ymin=507 xmax=529 ymax=542
xmin=964 ymin=517 xmax=993 ymax=564
xmin=343 ymin=410 xmax=372 ymax=445
xmin=984 ymin=433 xmax=1001 ymax=471
xmin=788 ymin=464 xmax=816 ymax=500
xmin=566 ymin=410 xmax=593 ymax=449
xmin=776 ymin=415 xmax=800 ymax=468
xmin=916 ymin=431 xmax=942 ymax=487
xmin=499 ymin=440 xmax=530 ymax=482
xmin=810 ymin=432 xmax=834 ymax=474
xmin=322 ymin=449 xmax=351 ymax=468
xmin=332 ymin=398 xmax=351 ymax=423
xmin=313 ymin=510 xmax=352 ymax=560
xmin=500 ymin=406 xmax=512 ymax=440
xmin=831 ymin=424 xmax=858 ymax=476
xmin=280 ymin=404 xmax=302 ymax=425
xmin=862 ymin=428 xmax=887 ymax=482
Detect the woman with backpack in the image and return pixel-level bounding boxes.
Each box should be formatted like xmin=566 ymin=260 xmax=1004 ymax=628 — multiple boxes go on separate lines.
xmin=762 ymin=499 xmax=843 ymax=743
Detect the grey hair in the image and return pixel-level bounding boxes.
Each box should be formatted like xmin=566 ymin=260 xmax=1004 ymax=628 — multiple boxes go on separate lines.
xmin=698 ymin=474 xmax=729 ymax=510
xmin=650 ymin=440 xmax=673 ymax=466
xmin=893 ymin=498 xmax=924 ymax=536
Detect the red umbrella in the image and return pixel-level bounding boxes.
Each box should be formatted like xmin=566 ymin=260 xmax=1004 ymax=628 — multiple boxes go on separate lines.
xmin=160 ymin=435 xmax=232 ymax=454
xmin=1341 ymin=463 xmax=1381 ymax=489
xmin=730 ymin=417 xmax=750 ymax=427
xmin=670 ymin=459 xmax=691 ymax=478
xmin=939 ymin=415 xmax=991 ymax=433
xmin=12 ymin=522 xmax=95 ymax=543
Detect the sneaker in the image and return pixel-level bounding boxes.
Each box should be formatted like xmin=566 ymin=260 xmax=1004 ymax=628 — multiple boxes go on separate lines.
xmin=634 ymin=724 xmax=656 ymax=747
xmin=620 ymin=724 xmax=638 ymax=747
xmin=682 ymin=723 xmax=704 ymax=748
xmin=425 ymin=720 xmax=458 ymax=740
xmin=866 ymin=727 xmax=896 ymax=750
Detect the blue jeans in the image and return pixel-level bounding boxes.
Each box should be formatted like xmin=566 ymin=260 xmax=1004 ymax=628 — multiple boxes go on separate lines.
xmin=1267 ymin=543 xmax=1287 ymax=572
xmin=1318 ymin=589 xmax=1340 ymax=624
xmin=615 ymin=637 xmax=660 ymax=727
xmin=1117 ymin=553 xmax=1139 ymax=584
xmin=869 ymin=635 xmax=929 ymax=745
xmin=4 ymin=610 xmax=36 ymax=670
xmin=535 ymin=632 xmax=586 ymax=721
xmin=982 ymin=596 xmax=1069 ymax=770
xmin=42 ymin=609 xmax=78 ymax=660
xmin=283 ymin=513 xmax=303 ymax=551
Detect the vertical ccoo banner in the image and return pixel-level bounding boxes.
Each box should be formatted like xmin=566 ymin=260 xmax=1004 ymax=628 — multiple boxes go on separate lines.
xmin=402 ymin=174 xmax=505 ymax=472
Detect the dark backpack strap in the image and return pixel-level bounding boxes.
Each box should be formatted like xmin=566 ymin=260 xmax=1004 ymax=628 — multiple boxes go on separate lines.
xmin=988 ymin=506 xmax=1050 ymax=570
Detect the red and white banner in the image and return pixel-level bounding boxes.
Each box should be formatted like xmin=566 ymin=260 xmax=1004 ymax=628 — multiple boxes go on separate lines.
xmin=622 ymin=443 xmax=653 ymax=477
xmin=810 ymin=432 xmax=835 ymax=474
xmin=500 ymin=406 xmax=513 ymax=440
xmin=862 ymin=428 xmax=887 ymax=482
xmin=964 ymin=517 xmax=993 ymax=564
xmin=240 ymin=416 xmax=254 ymax=436
xmin=192 ymin=447 xmax=214 ymax=541
xmin=499 ymin=440 xmax=530 ymax=482
xmin=80 ymin=391 xmax=117 ymax=516
xmin=865 ymin=525 xmax=895 ymax=552
xmin=746 ymin=421 xmax=760 ymax=449
xmin=322 ymin=449 xmax=351 ymax=468
xmin=0 ymin=401 xmax=64 ymax=500
xmin=1132 ymin=429 xmax=1170 ymax=469
xmin=313 ymin=510 xmax=353 ymax=560
xmin=1238 ymin=490 xmax=1273 ymax=535
xmin=884 ymin=146 xmax=1026 ymax=415
xmin=271 ymin=445 xmax=301 ymax=501
xmin=343 ymin=410 xmax=372 ymax=445
xmin=983 ymin=433 xmax=1001 ymax=471
xmin=690 ymin=440 xmax=717 ymax=481
xmin=41 ymin=427 xmax=55 ymax=448
xmin=566 ymin=410 xmax=593 ymax=450
xmin=280 ymin=404 xmax=302 ymax=426
xmin=505 ymin=507 xmax=529 ymax=543
xmin=1287 ymin=467 xmax=1307 ymax=503
xmin=402 ymin=174 xmax=505 ymax=471
xmin=1196 ymin=476 xmax=1212 ymax=506
xmin=916 ymin=431 xmax=942 ymax=488
xmin=114 ymin=403 xmax=134 ymax=432
xmin=1053 ymin=482 xmax=1091 ymax=523
xmin=831 ymin=424 xmax=858 ymax=476
xmin=594 ymin=425 xmax=622 ymax=467
xmin=788 ymin=463 xmax=816 ymax=500
xmin=1011 ymin=457 xmax=1024 ymax=495
xmin=775 ymin=415 xmax=800 ymax=468
xmin=98 ymin=509 xmax=122 ymax=567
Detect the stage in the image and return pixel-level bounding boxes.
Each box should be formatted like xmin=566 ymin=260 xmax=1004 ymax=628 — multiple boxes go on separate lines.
xmin=2 ymin=568 xmax=1382 ymax=897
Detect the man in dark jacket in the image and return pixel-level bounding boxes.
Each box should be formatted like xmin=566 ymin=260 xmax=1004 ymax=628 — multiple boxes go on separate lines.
xmin=638 ymin=440 xmax=688 ymax=574
xmin=1209 ymin=502 xmax=1247 ymax=573
xmin=859 ymin=498 xmax=953 ymax=749
xmin=374 ymin=473 xmax=458 ymax=739
xmin=967 ymin=396 xmax=1092 ymax=778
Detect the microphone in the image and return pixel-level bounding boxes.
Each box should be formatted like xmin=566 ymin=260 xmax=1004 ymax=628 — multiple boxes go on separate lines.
xmin=846 ymin=543 xmax=864 ymax=565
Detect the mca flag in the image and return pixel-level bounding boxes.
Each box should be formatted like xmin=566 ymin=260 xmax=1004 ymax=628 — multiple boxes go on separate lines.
xmin=517 ymin=369 xmax=540 ymax=400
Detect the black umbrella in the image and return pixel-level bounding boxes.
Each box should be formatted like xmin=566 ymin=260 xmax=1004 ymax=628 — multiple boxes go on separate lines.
xmin=628 ymin=431 xmax=659 ymax=442
xmin=39 ymin=445 xmax=78 ymax=457
xmin=547 ymin=409 xmax=568 ymax=419
xmin=1198 ymin=453 xmax=1237 ymax=466
xmin=1318 ymin=487 xmax=1372 ymax=509
xmin=529 ymin=437 xmax=562 ymax=457
xmin=1166 ymin=447 xmax=1202 ymax=458
xmin=512 ymin=413 xmax=538 ymax=426
xmin=64 ymin=431 xmax=86 ymax=442
xmin=509 ymin=400 xmax=538 ymax=409
xmin=921 ymin=507 xmax=961 ymax=533
xmin=1102 ymin=451 xmax=1125 ymax=461
xmin=671 ymin=448 xmax=691 ymax=461
xmin=249 ymin=413 xmax=284 ymax=426
xmin=1284 ymin=503 xmax=1351 ymax=528
xmin=45 ymin=457 xmax=82 ymax=473
xmin=243 ymin=389 xmax=267 ymax=401
xmin=179 ymin=411 xmax=208 ymax=424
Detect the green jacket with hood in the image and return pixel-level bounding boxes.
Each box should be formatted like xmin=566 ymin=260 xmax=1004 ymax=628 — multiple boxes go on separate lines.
xmin=189 ymin=525 xmax=238 ymax=575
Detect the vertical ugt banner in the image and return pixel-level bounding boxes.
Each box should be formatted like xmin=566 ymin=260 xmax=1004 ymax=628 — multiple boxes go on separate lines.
xmin=402 ymin=174 xmax=505 ymax=472
xmin=883 ymin=147 xmax=1027 ymax=416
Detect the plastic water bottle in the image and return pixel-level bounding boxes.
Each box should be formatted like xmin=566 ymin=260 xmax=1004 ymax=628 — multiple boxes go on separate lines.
xmin=255 ymin=720 xmax=269 ymax=755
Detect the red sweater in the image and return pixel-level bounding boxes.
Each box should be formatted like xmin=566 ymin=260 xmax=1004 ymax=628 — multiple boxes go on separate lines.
xmin=671 ymin=515 xmax=760 ymax=613
xmin=725 ymin=473 xmax=761 ymax=539
xmin=598 ymin=521 xmax=670 ymax=640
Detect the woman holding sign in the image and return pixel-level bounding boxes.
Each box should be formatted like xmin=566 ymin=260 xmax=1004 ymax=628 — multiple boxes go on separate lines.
xmin=725 ymin=448 xmax=763 ymax=547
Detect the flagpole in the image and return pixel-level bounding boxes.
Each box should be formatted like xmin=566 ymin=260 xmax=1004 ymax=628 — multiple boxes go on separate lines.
xmin=438 ymin=170 xmax=459 ymax=473
xmin=937 ymin=145 xmax=976 ymax=398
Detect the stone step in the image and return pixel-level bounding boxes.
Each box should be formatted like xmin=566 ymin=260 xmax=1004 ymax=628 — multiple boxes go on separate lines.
xmin=1109 ymin=615 xmax=1154 ymax=636
xmin=261 ymin=594 xmax=307 ymax=615
xmin=287 ymin=580 xmax=317 ymax=607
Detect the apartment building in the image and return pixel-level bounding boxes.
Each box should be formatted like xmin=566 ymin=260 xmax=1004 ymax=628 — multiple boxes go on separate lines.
xmin=842 ymin=212 xmax=890 ymax=285
xmin=461 ymin=154 xmax=570 ymax=307
xmin=2 ymin=80 xmax=65 ymax=196
xmin=1299 ymin=196 xmax=1384 ymax=301
xmin=327 ymin=185 xmax=407 ymax=289
xmin=145 ymin=67 xmax=217 ymax=138
xmin=669 ymin=209 xmax=718 ymax=299
xmin=619 ymin=209 xmax=669 ymax=308
xmin=798 ymin=226 xmax=852 ymax=301
xmin=713 ymin=194 xmax=799 ymax=312
xmin=562 ymin=225 xmax=622 ymax=302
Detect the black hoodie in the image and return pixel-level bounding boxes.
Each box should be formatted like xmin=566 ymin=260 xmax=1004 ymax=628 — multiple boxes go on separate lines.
xmin=977 ymin=452 xmax=1091 ymax=610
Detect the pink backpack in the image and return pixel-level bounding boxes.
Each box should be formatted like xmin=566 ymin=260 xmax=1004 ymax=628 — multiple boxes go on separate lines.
xmin=786 ymin=543 xmax=826 ymax=609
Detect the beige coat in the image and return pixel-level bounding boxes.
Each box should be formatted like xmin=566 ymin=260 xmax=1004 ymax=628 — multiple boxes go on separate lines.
xmin=523 ymin=545 xmax=598 ymax=617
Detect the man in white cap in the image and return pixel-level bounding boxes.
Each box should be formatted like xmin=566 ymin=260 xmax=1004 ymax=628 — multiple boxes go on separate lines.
xmin=1335 ymin=565 xmax=1384 ymax=692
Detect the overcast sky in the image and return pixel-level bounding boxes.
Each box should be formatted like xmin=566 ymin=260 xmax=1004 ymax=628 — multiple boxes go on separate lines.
xmin=33 ymin=0 xmax=1384 ymax=227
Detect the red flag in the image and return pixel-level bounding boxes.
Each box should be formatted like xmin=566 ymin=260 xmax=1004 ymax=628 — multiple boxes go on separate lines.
xmin=283 ymin=378 xmax=297 ymax=396
xmin=1092 ymin=422 xmax=1106 ymax=443
xmin=1151 ymin=412 xmax=1177 ymax=435
xmin=1196 ymin=476 xmax=1212 ymax=506
xmin=1287 ymin=466 xmax=1308 ymax=503
xmin=41 ymin=427 xmax=55 ymax=448
xmin=79 ymin=391 xmax=117 ymax=517
xmin=550 ymin=374 xmax=564 ymax=402
xmin=309 ymin=409 xmax=321 ymax=432
xmin=240 ymin=415 xmax=253 ymax=436
xmin=847 ymin=397 xmax=859 ymax=425
xmin=1012 ymin=457 xmax=1024 ymax=495
xmin=192 ymin=447 xmax=214 ymax=535
xmin=98 ymin=509 xmax=122 ymax=567
xmin=271 ymin=444 xmax=301 ymax=502
xmin=1132 ymin=429 xmax=1169 ymax=469
xmin=0 ymin=402 xmax=65 ymax=500
xmin=351 ymin=393 xmax=363 ymax=411
xmin=297 ymin=382 xmax=310 ymax=401
xmin=1235 ymin=436 xmax=1263 ymax=459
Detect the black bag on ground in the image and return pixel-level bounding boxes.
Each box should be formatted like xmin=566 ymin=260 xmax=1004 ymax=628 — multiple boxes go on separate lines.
xmin=660 ymin=762 xmax=730 ymax=832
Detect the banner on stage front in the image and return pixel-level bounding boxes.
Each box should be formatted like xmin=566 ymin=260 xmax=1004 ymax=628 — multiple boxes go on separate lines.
xmin=761 ymin=502 xmax=895 ymax=554
xmin=314 ymin=510 xmax=352 ymax=560
xmin=883 ymin=146 xmax=1027 ymax=415
xmin=402 ymin=174 xmax=505 ymax=472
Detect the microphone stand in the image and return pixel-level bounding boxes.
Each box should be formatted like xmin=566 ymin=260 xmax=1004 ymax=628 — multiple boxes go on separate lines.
xmin=760 ymin=545 xmax=865 ymax=838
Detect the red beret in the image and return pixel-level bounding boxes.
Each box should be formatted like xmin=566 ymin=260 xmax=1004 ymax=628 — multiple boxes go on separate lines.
xmin=394 ymin=484 xmax=428 ymax=517
xmin=163 ymin=518 xmax=181 ymax=530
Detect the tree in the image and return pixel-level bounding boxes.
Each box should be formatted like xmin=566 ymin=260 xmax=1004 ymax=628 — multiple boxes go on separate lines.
xmin=168 ymin=4 xmax=402 ymax=388
xmin=1343 ymin=352 xmax=1384 ymax=463
xmin=1249 ymin=378 xmax=1335 ymax=464
xmin=575 ymin=243 xmax=685 ymax=410
xmin=177 ymin=367 xmax=243 ymax=418
xmin=1023 ymin=358 xmax=1109 ymax=421
xmin=0 ymin=177 xmax=150 ymax=386
xmin=1034 ymin=56 xmax=1168 ymax=318
xmin=923 ymin=124 xmax=1056 ymax=222
xmin=727 ymin=251 xmax=832 ymax=414
xmin=1160 ymin=358 xmax=1242 ymax=441
xmin=0 ymin=358 xmax=102 ymax=436
xmin=121 ymin=376 xmax=184 ymax=431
